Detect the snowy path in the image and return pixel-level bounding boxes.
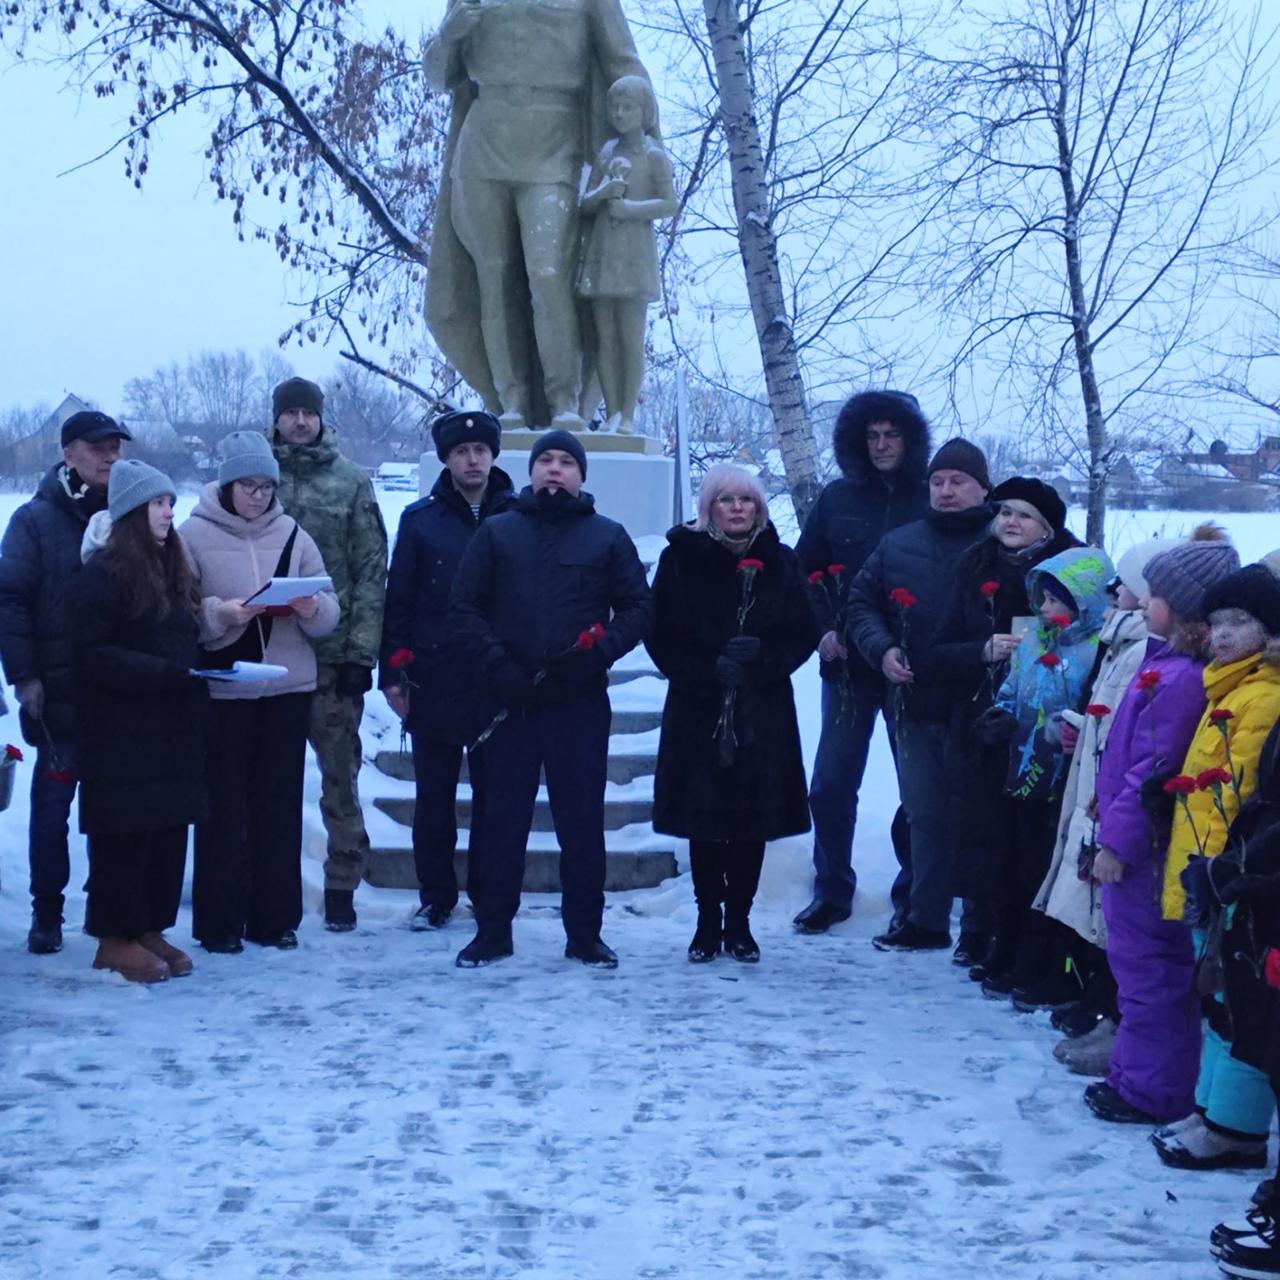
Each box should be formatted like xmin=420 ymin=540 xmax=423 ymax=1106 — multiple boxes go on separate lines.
xmin=0 ymin=893 xmax=1253 ymax=1279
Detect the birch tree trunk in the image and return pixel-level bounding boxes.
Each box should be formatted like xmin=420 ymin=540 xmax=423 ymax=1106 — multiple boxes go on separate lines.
xmin=702 ymin=0 xmax=821 ymax=524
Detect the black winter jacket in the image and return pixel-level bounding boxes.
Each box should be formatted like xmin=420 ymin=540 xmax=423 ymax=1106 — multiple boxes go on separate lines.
xmin=380 ymin=466 xmax=516 ymax=742
xmin=0 ymin=466 xmax=108 ymax=743
xmin=646 ymin=523 xmax=817 ymax=842
xmin=72 ymin=556 xmax=208 ymax=835
xmin=846 ymin=504 xmax=994 ymax=722
xmin=450 ymin=486 xmax=653 ymax=715
xmin=796 ymin=391 xmax=931 ymax=683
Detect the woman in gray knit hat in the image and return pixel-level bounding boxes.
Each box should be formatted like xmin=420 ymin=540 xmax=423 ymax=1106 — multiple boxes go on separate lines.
xmin=180 ymin=430 xmax=339 ymax=954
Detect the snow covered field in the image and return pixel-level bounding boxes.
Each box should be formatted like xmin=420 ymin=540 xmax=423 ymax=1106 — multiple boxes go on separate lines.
xmin=1 ymin=489 xmax=1276 ymax=1278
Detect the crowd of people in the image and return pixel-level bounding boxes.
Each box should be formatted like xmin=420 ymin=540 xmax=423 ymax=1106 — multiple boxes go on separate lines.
xmin=3 ymin=382 xmax=1280 ymax=1274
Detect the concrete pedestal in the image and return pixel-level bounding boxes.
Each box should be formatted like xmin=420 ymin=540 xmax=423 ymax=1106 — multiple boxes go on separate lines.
xmin=419 ymin=433 xmax=676 ymax=541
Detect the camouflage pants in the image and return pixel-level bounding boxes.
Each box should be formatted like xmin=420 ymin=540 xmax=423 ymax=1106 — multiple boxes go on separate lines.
xmin=310 ymin=664 xmax=372 ymax=892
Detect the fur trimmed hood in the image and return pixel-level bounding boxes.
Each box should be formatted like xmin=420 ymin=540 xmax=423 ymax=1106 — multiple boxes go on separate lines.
xmin=832 ymin=389 xmax=932 ymax=484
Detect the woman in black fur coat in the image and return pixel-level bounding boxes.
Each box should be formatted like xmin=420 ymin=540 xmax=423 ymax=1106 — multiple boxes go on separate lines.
xmin=646 ymin=465 xmax=818 ymax=963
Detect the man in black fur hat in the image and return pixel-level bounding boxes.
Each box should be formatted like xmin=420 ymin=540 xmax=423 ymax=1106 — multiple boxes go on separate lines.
xmin=793 ymin=390 xmax=931 ymax=934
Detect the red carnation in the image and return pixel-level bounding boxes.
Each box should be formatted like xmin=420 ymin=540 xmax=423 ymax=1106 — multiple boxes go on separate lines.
xmin=591 ymin=623 xmax=607 ymax=641
xmin=576 ymin=629 xmax=598 ymax=651
xmin=1037 ymin=652 xmax=1062 ymax=668
xmin=1209 ymin=708 xmax=1234 ymax=723
xmin=889 ymin=587 xmax=918 ymax=609
xmin=827 ymin=563 xmax=847 ymax=576
xmin=388 ymin=648 xmax=415 ymax=671
xmin=737 ymin=558 xmax=765 ymax=573
xmin=1049 ymin=614 xmax=1072 ymax=629
xmin=1196 ymin=767 xmax=1233 ymax=790
xmin=4 ymin=744 xmax=22 ymax=762
xmin=1163 ymin=775 xmax=1199 ymax=796
xmin=1136 ymin=670 xmax=1160 ymax=691
xmin=979 ymin=580 xmax=1000 ymax=598
xmin=808 ymin=570 xmax=826 ymax=585
xmin=1085 ymin=704 xmax=1111 ymax=718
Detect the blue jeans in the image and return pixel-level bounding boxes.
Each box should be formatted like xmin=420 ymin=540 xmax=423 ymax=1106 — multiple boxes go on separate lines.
xmin=808 ymin=677 xmax=910 ymax=911
xmin=29 ymin=739 xmax=77 ymax=922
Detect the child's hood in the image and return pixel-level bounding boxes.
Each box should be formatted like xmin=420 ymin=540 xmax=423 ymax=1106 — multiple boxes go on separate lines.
xmin=1027 ymin=547 xmax=1116 ymax=635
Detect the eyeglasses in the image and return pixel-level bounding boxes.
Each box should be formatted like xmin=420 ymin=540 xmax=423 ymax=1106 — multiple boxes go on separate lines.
xmin=235 ymin=480 xmax=278 ymax=498
xmin=714 ymin=494 xmax=757 ymax=507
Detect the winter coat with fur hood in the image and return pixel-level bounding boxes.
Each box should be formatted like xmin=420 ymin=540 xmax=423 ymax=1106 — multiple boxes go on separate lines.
xmin=179 ymin=484 xmax=340 ymax=700
xmin=646 ymin=522 xmax=817 ymax=843
xmin=795 ymin=390 xmax=930 ymax=683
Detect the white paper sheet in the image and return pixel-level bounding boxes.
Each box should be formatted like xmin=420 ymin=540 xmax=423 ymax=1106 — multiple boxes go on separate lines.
xmin=191 ymin=661 xmax=290 ymax=682
xmin=243 ymin=576 xmax=332 ymax=607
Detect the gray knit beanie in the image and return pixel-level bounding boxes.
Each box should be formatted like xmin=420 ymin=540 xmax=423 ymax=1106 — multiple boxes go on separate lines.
xmin=1142 ymin=524 xmax=1240 ymax=622
xmin=218 ymin=430 xmax=280 ymax=486
xmin=108 ymin=459 xmax=176 ymax=521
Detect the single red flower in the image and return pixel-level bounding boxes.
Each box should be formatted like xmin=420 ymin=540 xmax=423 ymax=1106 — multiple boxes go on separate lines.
xmin=1196 ymin=767 xmax=1233 ymax=790
xmin=576 ymin=630 xmax=598 ymax=651
xmin=1085 ymin=704 xmax=1112 ymax=718
xmin=807 ymin=570 xmax=826 ymax=586
xmin=827 ymin=563 xmax=847 ymax=577
xmin=737 ymin=558 xmax=765 ymax=573
xmin=4 ymin=743 xmax=23 ymax=762
xmin=590 ymin=623 xmax=607 ymax=641
xmin=1136 ymin=670 xmax=1160 ymax=691
xmin=1209 ymin=708 xmax=1234 ymax=723
xmin=388 ymin=648 xmax=415 ymax=671
xmin=1037 ymin=652 xmax=1062 ymax=669
xmin=888 ymin=587 xmax=918 ymax=609
xmin=1049 ymin=614 xmax=1073 ymax=630
xmin=979 ymin=580 xmax=1000 ymax=598
xmin=1163 ymin=774 xmax=1198 ymax=796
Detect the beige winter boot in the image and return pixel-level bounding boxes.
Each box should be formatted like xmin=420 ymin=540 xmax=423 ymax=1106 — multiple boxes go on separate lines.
xmin=138 ymin=931 xmax=194 ymax=977
xmin=93 ymin=937 xmax=170 ymax=984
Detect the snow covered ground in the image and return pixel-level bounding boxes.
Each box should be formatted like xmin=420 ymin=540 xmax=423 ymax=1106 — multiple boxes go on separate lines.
xmin=1 ymin=491 xmax=1276 ymax=1278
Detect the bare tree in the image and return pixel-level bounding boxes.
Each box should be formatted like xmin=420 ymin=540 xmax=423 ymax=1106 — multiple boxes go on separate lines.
xmin=921 ymin=0 xmax=1277 ymax=544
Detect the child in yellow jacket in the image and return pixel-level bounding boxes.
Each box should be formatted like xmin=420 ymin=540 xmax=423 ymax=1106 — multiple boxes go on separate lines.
xmin=1155 ymin=564 xmax=1280 ymax=1172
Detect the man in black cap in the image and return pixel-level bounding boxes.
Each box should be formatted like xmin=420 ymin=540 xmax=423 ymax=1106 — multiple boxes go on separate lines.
xmin=847 ymin=437 xmax=994 ymax=952
xmin=0 ymin=409 xmax=132 ymax=953
xmin=380 ymin=409 xmax=515 ymax=929
xmin=449 ymin=428 xmax=653 ymax=968
xmin=793 ymin=389 xmax=932 ymax=935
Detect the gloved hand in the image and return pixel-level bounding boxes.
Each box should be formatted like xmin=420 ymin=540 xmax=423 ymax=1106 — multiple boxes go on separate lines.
xmin=492 ymin=661 xmax=534 ymax=708
xmin=1180 ymin=855 xmax=1214 ymax=927
xmin=543 ymin=645 xmax=606 ymax=689
xmin=714 ymin=654 xmax=748 ymax=689
xmin=1139 ymin=773 xmax=1177 ymax=828
xmin=722 ymin=635 xmax=762 ymax=665
xmin=334 ymin=663 xmax=374 ymax=698
xmin=1216 ymin=871 xmax=1280 ymax=906
xmin=974 ymin=707 xmax=1016 ymax=747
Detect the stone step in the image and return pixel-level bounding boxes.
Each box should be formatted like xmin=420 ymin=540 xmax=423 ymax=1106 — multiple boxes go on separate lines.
xmin=373 ymin=792 xmax=654 ymax=833
xmin=365 ymin=844 xmax=678 ymax=892
xmin=373 ymin=748 xmax=656 ymax=787
xmin=609 ymin=666 xmax=655 ymax=687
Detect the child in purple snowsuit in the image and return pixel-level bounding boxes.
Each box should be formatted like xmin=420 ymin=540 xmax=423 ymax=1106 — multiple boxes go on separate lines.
xmin=1091 ymin=530 xmax=1239 ymax=1123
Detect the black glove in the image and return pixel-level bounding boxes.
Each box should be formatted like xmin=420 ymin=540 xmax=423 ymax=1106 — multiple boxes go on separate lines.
xmin=714 ymin=654 xmax=748 ymax=689
xmin=974 ymin=707 xmax=1016 ymax=747
xmin=1139 ymin=772 xmax=1177 ymax=828
xmin=492 ymin=661 xmax=534 ymax=708
xmin=1180 ymin=855 xmax=1214 ymax=927
xmin=543 ymin=645 xmax=606 ymax=689
xmin=334 ymin=663 xmax=374 ymax=698
xmin=722 ymin=635 xmax=762 ymax=665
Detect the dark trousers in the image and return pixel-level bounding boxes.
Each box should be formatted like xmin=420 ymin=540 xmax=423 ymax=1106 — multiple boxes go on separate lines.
xmin=690 ymin=839 xmax=765 ymax=923
xmin=85 ymin=825 xmax=187 ymax=940
xmin=193 ymin=694 xmax=310 ymax=942
xmin=472 ymin=690 xmax=610 ymax=942
xmin=991 ymin=797 xmax=1065 ymax=981
xmin=28 ymin=738 xmax=77 ymax=922
xmin=808 ymin=676 xmax=910 ymax=910
xmin=410 ymin=736 xmax=489 ymax=911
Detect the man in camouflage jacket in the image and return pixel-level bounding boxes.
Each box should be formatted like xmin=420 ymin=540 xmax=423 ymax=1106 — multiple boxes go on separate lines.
xmin=269 ymin=377 xmax=388 ymax=931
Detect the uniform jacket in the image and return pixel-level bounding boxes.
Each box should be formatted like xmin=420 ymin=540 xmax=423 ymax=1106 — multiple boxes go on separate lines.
xmin=379 ymin=466 xmax=516 ymax=743
xmin=846 ymin=503 xmax=993 ymax=722
xmin=993 ymin=547 xmax=1114 ymax=802
xmin=71 ymin=543 xmax=208 ymax=835
xmin=1034 ymin=606 xmax=1148 ymax=944
xmin=1162 ymin=650 xmax=1280 ymax=921
xmin=645 ymin=522 xmax=817 ymax=843
xmin=0 ymin=465 xmax=108 ymax=743
xmin=179 ymin=484 xmax=340 ymax=700
xmin=450 ymin=486 xmax=653 ymax=714
xmin=795 ymin=395 xmax=930 ymax=683
xmin=270 ymin=425 xmax=387 ymax=668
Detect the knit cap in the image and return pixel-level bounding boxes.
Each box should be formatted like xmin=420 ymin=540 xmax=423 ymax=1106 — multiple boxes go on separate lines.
xmin=272 ymin=377 xmax=324 ymax=422
xmin=927 ymin=438 xmax=990 ymax=490
xmin=1142 ymin=524 xmax=1240 ymax=622
xmin=1203 ymin=564 xmax=1280 ymax=636
xmin=529 ymin=429 xmax=587 ymax=479
xmin=218 ymin=430 xmax=280 ymax=486
xmin=1115 ymin=537 xmax=1184 ymax=600
xmin=989 ymin=476 xmax=1067 ymax=536
xmin=108 ymin=459 xmax=176 ymax=521
xmin=432 ymin=409 xmax=502 ymax=462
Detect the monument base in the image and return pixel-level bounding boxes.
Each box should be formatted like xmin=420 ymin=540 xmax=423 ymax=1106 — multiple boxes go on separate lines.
xmin=419 ymin=433 xmax=676 ymax=541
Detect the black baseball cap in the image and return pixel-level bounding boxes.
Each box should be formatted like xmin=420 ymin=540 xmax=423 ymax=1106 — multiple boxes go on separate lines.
xmin=61 ymin=411 xmax=133 ymax=447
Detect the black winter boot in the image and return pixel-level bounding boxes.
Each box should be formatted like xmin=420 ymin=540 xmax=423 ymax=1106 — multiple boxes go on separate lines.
xmin=27 ymin=910 xmax=63 ymax=955
xmin=324 ymin=889 xmax=356 ymax=932
xmin=456 ymin=927 xmax=514 ymax=968
xmin=688 ymin=909 xmax=722 ymax=963
xmin=565 ymin=936 xmax=619 ymax=968
xmin=723 ymin=912 xmax=760 ymax=963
